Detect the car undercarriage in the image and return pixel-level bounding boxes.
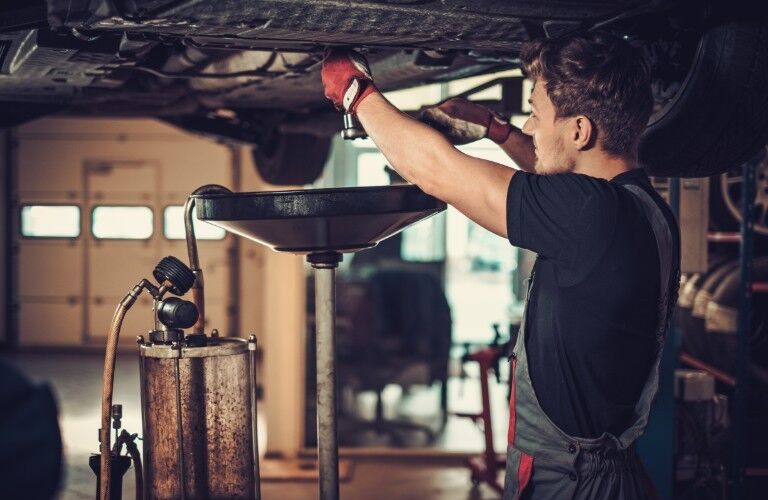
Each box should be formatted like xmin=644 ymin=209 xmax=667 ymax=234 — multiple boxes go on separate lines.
xmin=2 ymin=0 xmax=768 ymax=181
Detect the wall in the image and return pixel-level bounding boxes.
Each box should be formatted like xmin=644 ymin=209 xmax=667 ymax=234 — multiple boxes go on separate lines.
xmin=10 ymin=118 xmax=307 ymax=456
xmin=238 ymin=145 xmax=307 ymax=458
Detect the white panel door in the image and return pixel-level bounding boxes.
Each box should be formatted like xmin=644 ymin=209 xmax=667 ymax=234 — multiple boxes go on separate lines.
xmin=84 ymin=159 xmax=162 ymax=342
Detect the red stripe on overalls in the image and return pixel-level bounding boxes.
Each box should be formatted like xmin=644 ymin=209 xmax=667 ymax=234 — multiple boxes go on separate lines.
xmin=508 ymin=357 xmax=534 ymax=500
xmin=507 ymin=357 xmax=518 ymax=445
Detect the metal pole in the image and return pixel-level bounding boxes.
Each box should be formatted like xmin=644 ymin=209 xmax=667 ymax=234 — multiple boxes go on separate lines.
xmin=174 ymin=349 xmax=187 ymax=500
xmin=185 ymin=184 xmax=232 ymax=335
xmin=309 ymin=251 xmax=342 ymax=500
xmin=248 ymin=335 xmax=262 ymax=500
xmin=137 ymin=338 xmax=148 ymax=500
xmin=731 ymin=154 xmax=760 ymax=498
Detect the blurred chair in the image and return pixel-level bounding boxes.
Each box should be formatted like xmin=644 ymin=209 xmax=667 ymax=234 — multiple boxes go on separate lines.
xmin=334 ymin=268 xmax=452 ymax=445
xmin=0 ymin=359 xmax=62 ymax=499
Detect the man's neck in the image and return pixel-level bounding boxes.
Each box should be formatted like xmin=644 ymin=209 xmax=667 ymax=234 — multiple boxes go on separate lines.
xmin=573 ymin=149 xmax=636 ymax=180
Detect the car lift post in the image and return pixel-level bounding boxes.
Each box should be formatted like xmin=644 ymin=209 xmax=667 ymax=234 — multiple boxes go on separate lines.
xmin=731 ymin=153 xmax=760 ymax=498
xmin=308 ymin=251 xmax=343 ymax=500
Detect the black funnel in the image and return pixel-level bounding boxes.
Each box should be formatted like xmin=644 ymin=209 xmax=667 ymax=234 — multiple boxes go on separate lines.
xmin=193 ymin=185 xmax=446 ymax=254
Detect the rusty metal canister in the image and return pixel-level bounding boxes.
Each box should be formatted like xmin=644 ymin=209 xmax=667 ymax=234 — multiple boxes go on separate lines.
xmin=139 ymin=338 xmax=256 ymax=500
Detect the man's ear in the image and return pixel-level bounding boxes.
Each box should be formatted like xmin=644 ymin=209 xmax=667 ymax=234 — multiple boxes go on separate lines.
xmin=572 ymin=115 xmax=594 ymax=151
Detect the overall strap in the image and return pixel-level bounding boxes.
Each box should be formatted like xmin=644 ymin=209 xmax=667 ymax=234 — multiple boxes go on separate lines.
xmin=622 ymin=184 xmax=675 ymax=344
xmin=615 ymin=183 xmax=676 ymax=446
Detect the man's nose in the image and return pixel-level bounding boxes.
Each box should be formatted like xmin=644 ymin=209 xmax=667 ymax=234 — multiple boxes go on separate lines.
xmin=521 ymin=117 xmax=534 ymax=136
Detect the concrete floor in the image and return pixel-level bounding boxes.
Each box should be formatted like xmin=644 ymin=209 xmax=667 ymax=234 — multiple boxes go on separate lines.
xmin=5 ymin=352 xmax=506 ymax=499
xmin=261 ymin=457 xmax=503 ymax=500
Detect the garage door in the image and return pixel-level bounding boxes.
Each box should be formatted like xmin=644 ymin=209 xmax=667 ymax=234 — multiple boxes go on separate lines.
xmin=14 ymin=118 xmax=232 ymax=346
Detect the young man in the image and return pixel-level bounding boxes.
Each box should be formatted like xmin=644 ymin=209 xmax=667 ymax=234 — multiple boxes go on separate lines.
xmin=322 ymin=32 xmax=680 ymax=499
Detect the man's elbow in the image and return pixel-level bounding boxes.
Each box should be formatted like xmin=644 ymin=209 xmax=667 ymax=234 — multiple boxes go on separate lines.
xmin=416 ymin=172 xmax=441 ymax=199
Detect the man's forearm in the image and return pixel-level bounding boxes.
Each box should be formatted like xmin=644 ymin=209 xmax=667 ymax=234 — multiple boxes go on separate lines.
xmin=356 ymin=92 xmax=459 ymax=196
xmin=499 ymin=127 xmax=537 ymax=173
xmin=355 ymin=92 xmax=515 ymax=238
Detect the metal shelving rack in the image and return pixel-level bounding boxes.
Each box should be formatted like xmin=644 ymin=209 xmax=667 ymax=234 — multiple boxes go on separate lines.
xmin=704 ymin=153 xmax=767 ymax=497
xmin=730 ymin=153 xmax=763 ymax=498
xmin=675 ymin=152 xmax=768 ymax=498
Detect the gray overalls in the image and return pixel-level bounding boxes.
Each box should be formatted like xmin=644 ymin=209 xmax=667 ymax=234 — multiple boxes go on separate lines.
xmin=503 ymin=184 xmax=676 ymax=500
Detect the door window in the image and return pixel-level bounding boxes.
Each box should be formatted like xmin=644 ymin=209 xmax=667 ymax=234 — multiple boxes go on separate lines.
xmin=163 ymin=205 xmax=225 ymax=240
xmin=92 ymin=206 xmax=154 ymax=239
xmin=20 ymin=205 xmax=81 ymax=238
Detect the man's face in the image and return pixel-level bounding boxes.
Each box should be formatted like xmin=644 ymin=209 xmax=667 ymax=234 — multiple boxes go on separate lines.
xmin=521 ymin=80 xmax=575 ymax=175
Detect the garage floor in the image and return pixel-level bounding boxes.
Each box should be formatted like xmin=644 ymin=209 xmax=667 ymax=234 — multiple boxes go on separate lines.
xmin=5 ymin=352 xmax=505 ymax=500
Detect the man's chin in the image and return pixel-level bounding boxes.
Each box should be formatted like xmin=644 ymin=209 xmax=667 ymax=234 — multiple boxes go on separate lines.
xmin=534 ymin=160 xmax=571 ymax=176
xmin=533 ymin=161 xmax=557 ymax=176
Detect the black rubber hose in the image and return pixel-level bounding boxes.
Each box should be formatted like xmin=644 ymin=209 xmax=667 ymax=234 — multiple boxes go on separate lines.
xmin=121 ymin=431 xmax=143 ymax=500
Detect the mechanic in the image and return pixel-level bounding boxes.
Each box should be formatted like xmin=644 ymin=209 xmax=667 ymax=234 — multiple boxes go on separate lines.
xmin=322 ymin=31 xmax=680 ymax=499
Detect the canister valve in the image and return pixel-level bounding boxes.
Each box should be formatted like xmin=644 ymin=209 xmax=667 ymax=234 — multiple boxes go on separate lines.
xmin=157 ymin=297 xmax=199 ymax=330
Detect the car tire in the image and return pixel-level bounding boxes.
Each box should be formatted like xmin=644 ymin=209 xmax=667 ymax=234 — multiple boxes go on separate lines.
xmin=0 ymin=102 xmax=60 ymax=129
xmin=639 ymin=22 xmax=768 ymax=178
xmin=251 ymin=132 xmax=332 ymax=186
xmin=709 ymin=147 xmax=768 ymax=249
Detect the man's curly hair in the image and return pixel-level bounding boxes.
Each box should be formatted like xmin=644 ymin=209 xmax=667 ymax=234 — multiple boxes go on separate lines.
xmin=521 ymin=32 xmax=653 ymax=158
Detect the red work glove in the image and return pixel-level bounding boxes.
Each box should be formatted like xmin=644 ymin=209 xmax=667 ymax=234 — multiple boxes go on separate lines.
xmin=419 ymin=97 xmax=512 ymax=145
xmin=321 ymin=48 xmax=377 ymax=113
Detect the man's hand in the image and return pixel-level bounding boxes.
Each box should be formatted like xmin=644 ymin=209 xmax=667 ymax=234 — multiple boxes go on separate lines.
xmin=419 ymin=98 xmax=512 ymax=145
xmin=321 ymin=48 xmax=377 ymax=112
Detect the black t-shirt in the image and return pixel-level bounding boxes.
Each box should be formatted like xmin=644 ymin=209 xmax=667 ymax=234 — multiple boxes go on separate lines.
xmin=506 ymin=168 xmax=679 ymax=438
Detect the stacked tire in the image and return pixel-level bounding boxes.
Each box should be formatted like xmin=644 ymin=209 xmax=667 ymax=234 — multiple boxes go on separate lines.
xmin=678 ymin=253 xmax=736 ymax=362
xmin=703 ymin=257 xmax=768 ymax=381
xmin=678 ymin=255 xmax=768 ymax=377
xmin=678 ymin=255 xmax=768 ymax=471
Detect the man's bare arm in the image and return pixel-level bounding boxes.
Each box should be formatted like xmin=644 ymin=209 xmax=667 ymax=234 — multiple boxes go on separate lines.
xmin=357 ymin=92 xmax=515 ymax=238
xmin=498 ymin=126 xmax=537 ymax=173
xmin=417 ymin=97 xmax=537 ymax=173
